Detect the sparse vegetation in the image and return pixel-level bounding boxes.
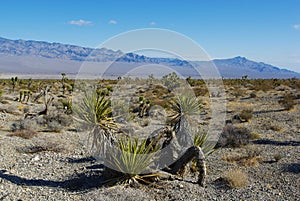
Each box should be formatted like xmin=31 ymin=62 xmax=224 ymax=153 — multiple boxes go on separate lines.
xmin=8 ymin=129 xmax=37 ymax=139
xmin=238 ymin=108 xmax=253 ymax=122
xmin=278 ymin=93 xmax=297 ymax=110
xmin=216 ymin=125 xmax=254 ymax=148
xmin=0 ymin=76 xmax=299 ymax=199
xmin=224 ymin=169 xmax=249 ymax=188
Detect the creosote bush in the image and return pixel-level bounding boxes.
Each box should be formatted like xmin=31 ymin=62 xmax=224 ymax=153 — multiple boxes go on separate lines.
xmin=216 ymin=125 xmax=254 ymax=148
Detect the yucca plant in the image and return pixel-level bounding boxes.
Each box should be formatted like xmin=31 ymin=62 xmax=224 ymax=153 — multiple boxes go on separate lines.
xmin=169 ymin=92 xmax=201 ymax=146
xmin=170 ymin=92 xmax=201 ymax=129
xmin=74 ymin=90 xmax=118 ymax=158
xmin=107 ymin=137 xmax=160 ymax=185
xmin=193 ymin=131 xmax=216 ymax=157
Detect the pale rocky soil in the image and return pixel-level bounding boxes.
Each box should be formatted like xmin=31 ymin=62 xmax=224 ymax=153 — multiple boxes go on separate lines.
xmin=0 ymin=85 xmax=299 ymax=201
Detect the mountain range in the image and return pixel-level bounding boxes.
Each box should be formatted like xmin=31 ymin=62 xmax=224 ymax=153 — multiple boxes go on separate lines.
xmin=0 ymin=37 xmax=299 ymax=79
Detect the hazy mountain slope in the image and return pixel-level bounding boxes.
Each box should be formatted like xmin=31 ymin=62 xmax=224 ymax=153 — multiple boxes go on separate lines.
xmin=0 ymin=37 xmax=299 ymax=78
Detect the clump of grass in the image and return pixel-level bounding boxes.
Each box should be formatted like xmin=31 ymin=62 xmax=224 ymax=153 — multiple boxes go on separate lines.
xmin=8 ymin=130 xmax=37 ymax=139
xmin=264 ymin=123 xmax=282 ymax=131
xmin=224 ymin=169 xmax=249 ymax=188
xmin=223 ymin=151 xmax=262 ymax=167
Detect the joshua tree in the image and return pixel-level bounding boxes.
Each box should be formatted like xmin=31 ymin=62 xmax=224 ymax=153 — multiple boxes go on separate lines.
xmin=11 ymin=76 xmax=18 ymax=93
xmin=162 ymin=72 xmax=180 ymax=91
xmin=27 ymin=78 xmax=32 ymax=89
xmin=61 ymin=73 xmax=67 ymax=94
xmin=19 ymin=90 xmax=32 ymax=102
xmin=138 ymin=96 xmax=151 ymax=118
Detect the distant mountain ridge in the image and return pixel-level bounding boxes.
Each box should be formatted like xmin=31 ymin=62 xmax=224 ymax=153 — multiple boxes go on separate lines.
xmin=0 ymin=37 xmax=191 ymax=67
xmin=0 ymin=36 xmax=299 ymax=78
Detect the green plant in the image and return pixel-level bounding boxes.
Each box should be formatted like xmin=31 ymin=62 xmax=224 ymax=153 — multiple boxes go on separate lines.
xmin=193 ymin=131 xmax=216 ymax=157
xmin=106 ymin=85 xmax=113 ymax=92
xmin=107 ymin=137 xmax=160 ymax=185
xmin=61 ymin=73 xmax=69 ymax=94
xmin=169 ymin=92 xmax=201 ymax=146
xmin=61 ymin=98 xmax=73 ymax=114
xmin=74 ymin=90 xmax=117 ymax=157
xmin=11 ymin=76 xmax=18 ymax=93
xmin=170 ymin=92 xmax=201 ymax=130
xmin=239 ymin=109 xmax=253 ymax=122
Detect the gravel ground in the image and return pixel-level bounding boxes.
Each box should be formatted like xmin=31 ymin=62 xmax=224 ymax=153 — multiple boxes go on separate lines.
xmin=0 ymin=91 xmax=299 ymax=201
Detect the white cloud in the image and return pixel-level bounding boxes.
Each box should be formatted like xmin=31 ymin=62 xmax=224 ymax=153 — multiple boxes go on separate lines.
xmin=293 ymin=24 xmax=300 ymax=30
xmin=149 ymin=21 xmax=156 ymax=26
xmin=109 ymin=19 xmax=117 ymax=24
xmin=69 ymin=19 xmax=93 ymax=26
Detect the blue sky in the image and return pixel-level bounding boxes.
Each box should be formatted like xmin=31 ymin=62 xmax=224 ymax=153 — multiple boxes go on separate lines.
xmin=0 ymin=0 xmax=300 ymax=72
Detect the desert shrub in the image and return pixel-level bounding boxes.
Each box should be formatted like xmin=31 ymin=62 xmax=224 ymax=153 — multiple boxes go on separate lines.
xmin=224 ymin=169 xmax=249 ymax=188
xmin=216 ymin=125 xmax=254 ymax=148
xmin=10 ymin=119 xmax=38 ymax=132
xmin=238 ymin=109 xmax=253 ymax=122
xmin=232 ymin=88 xmax=245 ymax=98
xmin=16 ymin=141 xmax=64 ymax=154
xmin=46 ymin=121 xmax=63 ymax=132
xmin=222 ymin=150 xmax=262 ymax=167
xmin=264 ymin=123 xmax=281 ymax=131
xmin=251 ymin=79 xmax=272 ymax=92
xmin=249 ymin=92 xmax=257 ymax=98
xmin=60 ymin=98 xmax=73 ymax=114
xmin=44 ymin=112 xmax=72 ymax=127
xmin=278 ymin=93 xmax=297 ymax=110
xmin=193 ymin=87 xmax=209 ymax=97
xmin=8 ymin=130 xmax=37 ymax=139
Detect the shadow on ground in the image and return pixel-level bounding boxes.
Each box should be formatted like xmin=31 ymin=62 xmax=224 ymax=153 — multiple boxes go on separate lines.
xmin=281 ymin=163 xmax=300 ymax=174
xmin=253 ymin=139 xmax=300 ymax=146
xmin=0 ymin=163 xmax=108 ymax=191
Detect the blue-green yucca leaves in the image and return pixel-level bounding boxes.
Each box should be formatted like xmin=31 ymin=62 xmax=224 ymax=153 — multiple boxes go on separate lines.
xmin=169 ymin=92 xmax=201 ymax=131
xmin=108 ymin=137 xmax=160 ymax=175
xmin=74 ymin=90 xmax=118 ymax=158
xmin=74 ymin=90 xmax=117 ymax=131
xmin=193 ymin=131 xmax=216 ymax=157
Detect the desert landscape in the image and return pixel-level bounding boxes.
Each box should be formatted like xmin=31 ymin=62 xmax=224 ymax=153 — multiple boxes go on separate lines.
xmin=1 ymin=1 xmax=300 ymax=200
xmin=0 ymin=76 xmax=299 ymax=200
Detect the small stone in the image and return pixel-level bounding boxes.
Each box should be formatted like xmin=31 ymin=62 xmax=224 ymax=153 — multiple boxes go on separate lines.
xmin=32 ymin=155 xmax=40 ymax=161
